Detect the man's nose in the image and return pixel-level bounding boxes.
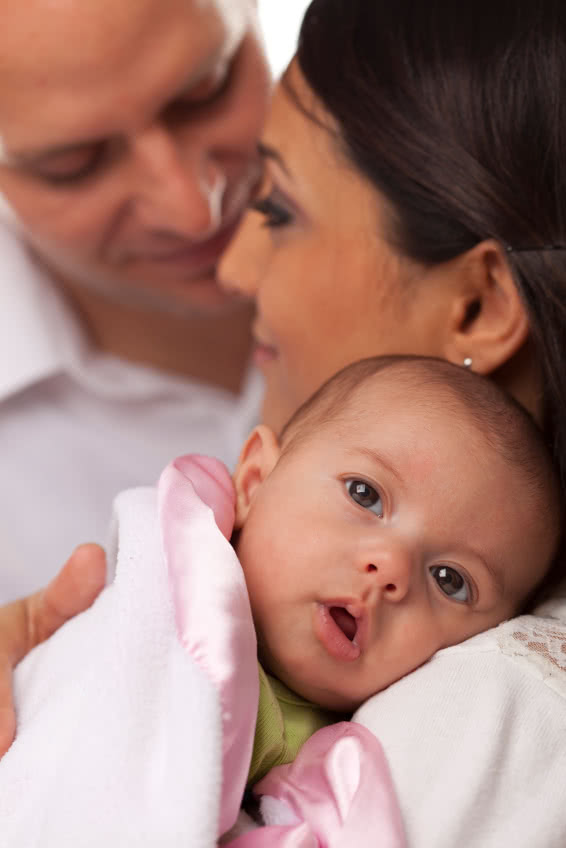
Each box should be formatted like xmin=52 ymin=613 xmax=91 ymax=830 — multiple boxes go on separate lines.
xmin=130 ymin=125 xmax=226 ymax=237
xmin=358 ymin=541 xmax=413 ymax=604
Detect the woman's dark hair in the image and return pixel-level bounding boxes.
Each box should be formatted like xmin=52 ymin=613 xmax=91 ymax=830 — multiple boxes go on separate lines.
xmin=296 ymin=0 xmax=566 ymax=487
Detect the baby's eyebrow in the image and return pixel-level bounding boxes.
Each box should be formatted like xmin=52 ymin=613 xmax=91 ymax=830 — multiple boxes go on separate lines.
xmin=468 ymin=547 xmax=506 ymax=597
xmin=349 ymin=444 xmax=507 ymax=595
xmin=349 ymin=446 xmax=404 ymax=485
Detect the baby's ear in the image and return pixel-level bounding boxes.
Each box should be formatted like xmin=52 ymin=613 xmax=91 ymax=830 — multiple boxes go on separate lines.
xmin=233 ymin=425 xmax=281 ymax=528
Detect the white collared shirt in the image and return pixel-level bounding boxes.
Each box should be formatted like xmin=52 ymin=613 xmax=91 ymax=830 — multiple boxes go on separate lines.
xmin=0 ymin=225 xmax=262 ymax=601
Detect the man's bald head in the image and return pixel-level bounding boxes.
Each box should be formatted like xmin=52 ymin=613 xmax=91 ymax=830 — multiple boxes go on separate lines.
xmin=0 ymin=0 xmax=248 ymax=152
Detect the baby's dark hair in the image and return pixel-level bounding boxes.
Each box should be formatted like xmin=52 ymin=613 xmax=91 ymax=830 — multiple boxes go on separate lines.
xmin=280 ymin=355 xmax=564 ymax=607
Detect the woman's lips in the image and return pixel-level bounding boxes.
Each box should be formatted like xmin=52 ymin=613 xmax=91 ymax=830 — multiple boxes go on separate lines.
xmin=314 ymin=603 xmax=362 ymax=662
xmin=252 ymin=341 xmax=279 ymax=367
xmin=252 ymin=327 xmax=278 ymax=366
xmin=251 ymin=322 xmax=279 ymax=364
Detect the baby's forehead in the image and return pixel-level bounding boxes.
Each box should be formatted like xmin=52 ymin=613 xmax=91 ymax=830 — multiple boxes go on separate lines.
xmin=335 ymin=369 xmax=555 ymax=503
xmin=342 ymin=371 xmax=475 ymax=424
xmin=319 ymin=372 xmax=534 ymax=476
xmin=284 ymin=359 xmax=550 ymax=493
xmin=283 ymin=368 xmax=483 ymax=453
xmin=295 ymin=376 xmax=489 ymax=473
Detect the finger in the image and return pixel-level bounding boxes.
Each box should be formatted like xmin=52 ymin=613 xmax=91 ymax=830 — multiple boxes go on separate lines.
xmin=0 ymin=657 xmax=16 ymax=756
xmin=0 ymin=592 xmax=31 ymax=753
xmin=0 ymin=544 xmax=106 ymax=758
xmin=30 ymin=543 xmax=107 ymax=646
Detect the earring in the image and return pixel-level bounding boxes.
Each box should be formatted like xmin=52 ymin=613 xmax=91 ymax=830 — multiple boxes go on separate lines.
xmin=463 ymin=357 xmax=473 ymax=369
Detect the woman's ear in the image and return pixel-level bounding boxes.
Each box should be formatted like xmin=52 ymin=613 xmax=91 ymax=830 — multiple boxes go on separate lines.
xmin=441 ymin=240 xmax=530 ymax=374
xmin=233 ymin=425 xmax=281 ymax=528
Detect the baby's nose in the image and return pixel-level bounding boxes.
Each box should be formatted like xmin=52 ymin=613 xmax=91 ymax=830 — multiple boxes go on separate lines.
xmin=360 ymin=544 xmax=412 ymax=603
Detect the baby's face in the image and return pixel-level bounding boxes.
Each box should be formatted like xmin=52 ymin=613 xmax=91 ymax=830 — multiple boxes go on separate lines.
xmin=235 ymin=376 xmax=554 ymax=711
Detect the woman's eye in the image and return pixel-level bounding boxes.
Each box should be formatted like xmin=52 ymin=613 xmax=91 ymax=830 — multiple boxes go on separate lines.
xmin=430 ymin=565 xmax=470 ymax=603
xmin=345 ymin=479 xmax=383 ymax=516
xmin=249 ymin=193 xmax=293 ymax=228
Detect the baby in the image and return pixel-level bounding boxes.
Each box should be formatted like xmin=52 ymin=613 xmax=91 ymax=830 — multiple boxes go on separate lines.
xmin=183 ymin=354 xmax=562 ymax=786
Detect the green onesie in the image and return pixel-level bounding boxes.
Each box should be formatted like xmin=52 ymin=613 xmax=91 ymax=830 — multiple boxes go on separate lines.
xmin=247 ymin=664 xmax=340 ymax=786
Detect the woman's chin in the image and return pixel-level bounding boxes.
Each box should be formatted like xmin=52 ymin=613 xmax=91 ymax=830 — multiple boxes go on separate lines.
xmin=260 ymin=386 xmax=296 ymax=433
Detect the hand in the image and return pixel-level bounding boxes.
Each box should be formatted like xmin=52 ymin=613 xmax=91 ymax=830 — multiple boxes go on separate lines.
xmin=0 ymin=543 xmax=106 ymax=757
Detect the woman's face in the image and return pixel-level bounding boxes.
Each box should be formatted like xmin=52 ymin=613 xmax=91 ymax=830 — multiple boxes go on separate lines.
xmin=219 ymin=62 xmax=458 ymax=430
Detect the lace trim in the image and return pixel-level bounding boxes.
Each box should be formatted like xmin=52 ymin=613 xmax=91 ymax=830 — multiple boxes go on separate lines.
xmin=496 ymin=614 xmax=566 ymax=698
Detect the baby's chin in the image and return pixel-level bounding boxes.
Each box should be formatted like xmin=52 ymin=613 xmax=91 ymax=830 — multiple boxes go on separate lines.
xmin=294 ymin=679 xmax=360 ymax=715
xmin=257 ymin=639 xmax=365 ymax=712
xmin=267 ymin=660 xmax=361 ymax=714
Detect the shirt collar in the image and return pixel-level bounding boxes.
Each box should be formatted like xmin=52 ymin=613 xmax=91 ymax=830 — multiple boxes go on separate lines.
xmin=0 ymin=223 xmax=264 ymax=410
xmin=0 ymin=224 xmax=73 ymax=400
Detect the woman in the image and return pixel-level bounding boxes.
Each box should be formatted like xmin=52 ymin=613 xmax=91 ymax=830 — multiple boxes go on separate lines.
xmin=2 ymin=0 xmax=566 ymax=843
xmin=223 ymin=0 xmax=565 ymax=453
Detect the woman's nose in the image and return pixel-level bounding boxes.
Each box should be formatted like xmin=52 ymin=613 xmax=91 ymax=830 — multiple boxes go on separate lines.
xmin=359 ymin=544 xmax=413 ymax=603
xmin=217 ymin=208 xmax=267 ymax=297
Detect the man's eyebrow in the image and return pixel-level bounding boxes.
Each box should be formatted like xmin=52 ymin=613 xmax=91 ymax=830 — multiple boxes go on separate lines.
xmin=257 ymin=142 xmax=292 ymax=179
xmin=2 ymin=50 xmax=236 ymax=166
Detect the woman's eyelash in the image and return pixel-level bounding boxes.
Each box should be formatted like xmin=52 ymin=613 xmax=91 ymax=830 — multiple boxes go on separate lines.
xmin=249 ymin=193 xmax=293 ymax=228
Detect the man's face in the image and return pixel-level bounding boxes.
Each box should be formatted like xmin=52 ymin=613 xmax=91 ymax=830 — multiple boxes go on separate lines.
xmin=0 ymin=0 xmax=270 ymax=315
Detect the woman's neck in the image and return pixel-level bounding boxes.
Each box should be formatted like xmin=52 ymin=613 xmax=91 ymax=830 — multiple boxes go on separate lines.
xmin=493 ymin=340 xmax=543 ymax=425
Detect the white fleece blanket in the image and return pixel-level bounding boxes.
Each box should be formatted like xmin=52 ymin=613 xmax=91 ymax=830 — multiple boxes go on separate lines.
xmin=0 ymin=456 xmax=405 ymax=848
xmin=0 ymin=468 xmax=257 ymax=848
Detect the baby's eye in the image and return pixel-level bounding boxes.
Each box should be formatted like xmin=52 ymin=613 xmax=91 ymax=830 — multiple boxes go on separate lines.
xmin=430 ymin=565 xmax=470 ymax=603
xmin=345 ymin=479 xmax=383 ymax=516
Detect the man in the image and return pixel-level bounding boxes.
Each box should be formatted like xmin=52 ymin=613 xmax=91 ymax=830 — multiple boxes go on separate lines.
xmin=0 ymin=0 xmax=271 ymax=601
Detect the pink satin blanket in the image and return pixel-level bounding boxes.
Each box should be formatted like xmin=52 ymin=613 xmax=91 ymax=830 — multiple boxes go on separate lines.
xmin=159 ymin=455 xmax=406 ymax=847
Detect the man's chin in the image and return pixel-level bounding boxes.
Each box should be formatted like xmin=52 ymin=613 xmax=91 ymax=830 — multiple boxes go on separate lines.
xmin=114 ymin=257 xmax=242 ymax=311
xmin=29 ymin=235 xmax=241 ymax=316
xmin=64 ymin=265 xmax=240 ymax=318
xmin=164 ymin=274 xmax=239 ymax=315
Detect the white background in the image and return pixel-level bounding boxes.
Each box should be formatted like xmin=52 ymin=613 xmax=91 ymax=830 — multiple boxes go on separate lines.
xmin=258 ymin=1 xmax=312 ymax=77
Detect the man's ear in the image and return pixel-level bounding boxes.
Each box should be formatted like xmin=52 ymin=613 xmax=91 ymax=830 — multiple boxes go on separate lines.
xmin=233 ymin=425 xmax=281 ymax=528
xmin=441 ymin=240 xmax=530 ymax=374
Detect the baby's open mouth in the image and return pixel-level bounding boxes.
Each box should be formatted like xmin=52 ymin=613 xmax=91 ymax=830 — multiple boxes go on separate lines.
xmin=329 ymin=606 xmax=358 ymax=641
xmin=315 ymin=603 xmax=362 ymax=662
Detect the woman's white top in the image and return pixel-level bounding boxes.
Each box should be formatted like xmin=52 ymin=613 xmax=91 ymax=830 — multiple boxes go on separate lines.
xmin=0 ymin=224 xmax=262 ymax=601
xmin=354 ymin=588 xmax=566 ymax=846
